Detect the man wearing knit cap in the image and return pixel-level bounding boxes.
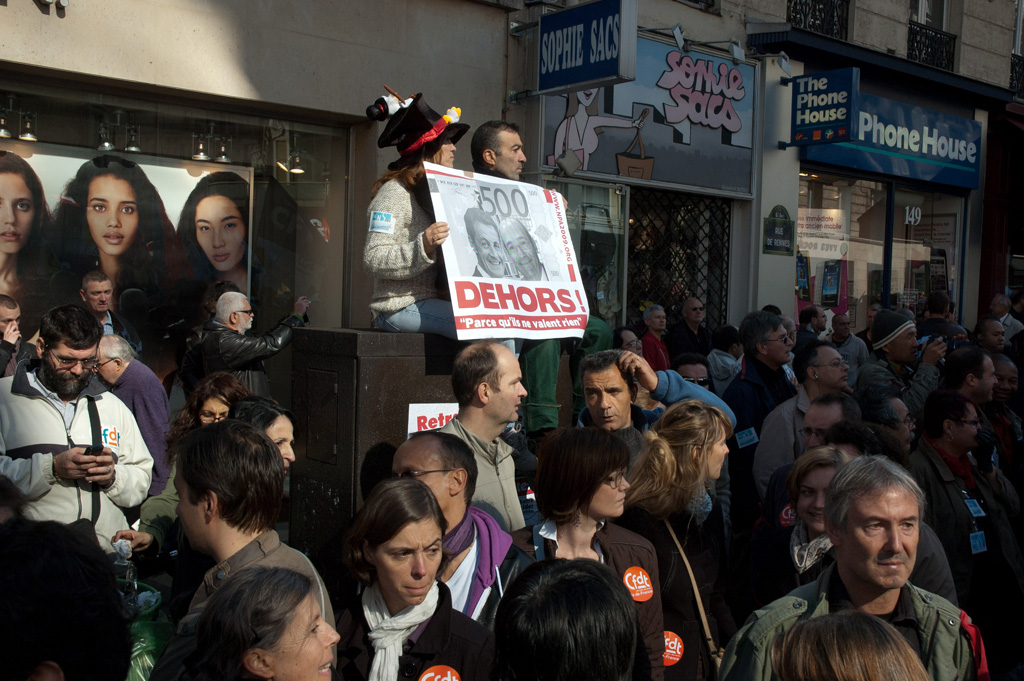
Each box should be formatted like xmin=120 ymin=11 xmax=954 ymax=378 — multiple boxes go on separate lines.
xmin=856 ymin=309 xmax=945 ymax=417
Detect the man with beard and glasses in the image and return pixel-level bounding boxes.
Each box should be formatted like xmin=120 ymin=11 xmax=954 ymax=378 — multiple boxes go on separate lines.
xmin=0 ymin=305 xmax=152 ymax=552
xmin=196 ymin=291 xmax=310 ymax=399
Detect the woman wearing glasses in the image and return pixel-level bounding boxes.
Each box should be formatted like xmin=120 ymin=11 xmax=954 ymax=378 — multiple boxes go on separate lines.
xmin=510 ymin=427 xmax=666 ymax=681
xmin=614 ymin=326 xmax=644 ymax=357
xmin=112 ymin=372 xmax=251 ymax=618
xmin=618 ymin=400 xmax=735 ymax=681
xmin=911 ymin=388 xmax=1024 ymax=675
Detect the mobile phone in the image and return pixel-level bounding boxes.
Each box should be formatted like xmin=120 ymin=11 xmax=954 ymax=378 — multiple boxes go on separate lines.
xmin=73 ymin=443 xmax=103 ymax=456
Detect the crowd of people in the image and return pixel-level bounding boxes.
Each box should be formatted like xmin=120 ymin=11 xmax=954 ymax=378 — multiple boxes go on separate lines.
xmin=2 ymin=92 xmax=1024 ymax=681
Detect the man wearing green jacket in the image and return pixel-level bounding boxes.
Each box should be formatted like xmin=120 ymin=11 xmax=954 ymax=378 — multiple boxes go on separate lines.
xmin=721 ymin=456 xmax=980 ymax=681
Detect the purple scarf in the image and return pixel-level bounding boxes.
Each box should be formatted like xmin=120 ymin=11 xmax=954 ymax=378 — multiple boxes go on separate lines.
xmin=442 ymin=507 xmax=512 ymax=616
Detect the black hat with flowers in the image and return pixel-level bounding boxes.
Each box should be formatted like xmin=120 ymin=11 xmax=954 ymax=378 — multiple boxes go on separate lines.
xmin=374 ymin=92 xmax=468 ymax=161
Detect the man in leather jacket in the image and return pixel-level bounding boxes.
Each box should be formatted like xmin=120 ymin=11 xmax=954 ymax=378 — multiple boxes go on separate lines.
xmin=197 ymin=291 xmax=309 ymax=398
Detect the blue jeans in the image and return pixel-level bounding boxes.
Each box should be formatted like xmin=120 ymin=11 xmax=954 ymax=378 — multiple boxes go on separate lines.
xmin=374 ymin=298 xmax=459 ymax=340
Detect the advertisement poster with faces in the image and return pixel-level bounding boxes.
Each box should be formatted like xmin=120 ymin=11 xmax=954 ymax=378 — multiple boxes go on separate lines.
xmin=424 ymin=162 xmax=590 ymax=340
xmin=0 ymin=141 xmax=252 ymax=370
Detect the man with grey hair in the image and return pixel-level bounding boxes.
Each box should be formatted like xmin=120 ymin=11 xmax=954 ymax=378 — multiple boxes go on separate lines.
xmin=991 ymin=293 xmax=1024 ymax=342
xmin=721 ymin=456 xmax=980 ymax=681
xmin=196 ymin=292 xmax=310 ymax=398
xmin=96 ymin=335 xmax=171 ymax=496
xmin=640 ymin=304 xmax=669 ymax=371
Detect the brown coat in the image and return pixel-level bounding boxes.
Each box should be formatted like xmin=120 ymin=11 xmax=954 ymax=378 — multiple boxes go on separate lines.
xmin=511 ymin=521 xmax=666 ymax=681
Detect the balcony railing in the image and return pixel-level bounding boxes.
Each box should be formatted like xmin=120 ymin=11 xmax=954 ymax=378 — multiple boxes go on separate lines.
xmin=907 ymin=21 xmax=956 ymax=71
xmin=1012 ymin=54 xmax=1024 ymax=99
xmin=787 ymin=0 xmax=849 ymax=41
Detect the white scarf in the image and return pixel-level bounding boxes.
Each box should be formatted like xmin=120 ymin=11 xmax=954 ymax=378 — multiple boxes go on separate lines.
xmin=362 ymin=581 xmax=439 ymax=681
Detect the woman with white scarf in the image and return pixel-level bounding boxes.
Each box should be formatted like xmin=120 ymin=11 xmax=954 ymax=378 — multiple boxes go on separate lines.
xmin=617 ymin=400 xmax=736 ymax=681
xmin=747 ymin=446 xmax=849 ymax=609
xmin=336 ymin=477 xmax=494 ymax=681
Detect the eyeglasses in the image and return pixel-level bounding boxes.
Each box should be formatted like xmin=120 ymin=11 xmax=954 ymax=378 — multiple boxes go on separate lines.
xmin=239 ymin=309 xmax=255 ymax=316
xmin=958 ymin=419 xmax=982 ymax=428
xmin=198 ymin=412 xmax=228 ymax=425
xmin=604 ymin=469 xmax=628 ymax=488
xmin=764 ymin=335 xmax=793 ymax=345
xmin=811 ymin=359 xmax=848 ymax=370
xmin=95 ymin=358 xmax=117 ymax=369
xmin=47 ymin=348 xmax=99 ymax=371
xmin=394 ymin=469 xmax=454 ymax=479
xmin=682 ymin=376 xmax=712 ymax=387
xmin=898 ymin=416 xmax=916 ymax=428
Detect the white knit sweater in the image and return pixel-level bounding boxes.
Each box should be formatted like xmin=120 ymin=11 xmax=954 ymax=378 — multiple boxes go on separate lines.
xmin=363 ymin=180 xmax=439 ymax=316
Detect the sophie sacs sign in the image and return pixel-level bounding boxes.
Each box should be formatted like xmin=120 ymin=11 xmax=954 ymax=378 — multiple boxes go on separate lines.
xmin=537 ymin=0 xmax=637 ymax=96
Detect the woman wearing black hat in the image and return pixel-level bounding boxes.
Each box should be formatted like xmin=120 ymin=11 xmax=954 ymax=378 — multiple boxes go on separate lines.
xmin=363 ymin=94 xmax=468 ymax=339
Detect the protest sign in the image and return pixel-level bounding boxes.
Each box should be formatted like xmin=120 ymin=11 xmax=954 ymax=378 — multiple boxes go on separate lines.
xmin=425 ymin=162 xmax=590 ymax=340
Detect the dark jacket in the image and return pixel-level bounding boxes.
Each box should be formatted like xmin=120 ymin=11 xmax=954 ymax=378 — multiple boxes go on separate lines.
xmin=335 ymin=582 xmax=494 ymax=681
xmin=511 ymin=521 xmax=666 ymax=681
xmin=109 ymin=310 xmax=142 ymax=353
xmin=667 ymin=322 xmax=712 ymax=360
xmin=618 ymin=503 xmax=736 ymax=681
xmin=910 ymin=436 xmax=1024 ymax=609
xmin=723 ymin=356 xmax=796 ymax=533
xmin=474 ymin=544 xmax=534 ymax=631
xmin=0 ymin=338 xmax=34 ymax=378
xmin=178 ymin=319 xmax=219 ymax=394
xmin=197 ymin=315 xmax=303 ymax=397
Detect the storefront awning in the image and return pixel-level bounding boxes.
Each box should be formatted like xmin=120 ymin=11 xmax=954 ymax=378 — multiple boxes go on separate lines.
xmin=747 ymin=25 xmax=1013 ymax=108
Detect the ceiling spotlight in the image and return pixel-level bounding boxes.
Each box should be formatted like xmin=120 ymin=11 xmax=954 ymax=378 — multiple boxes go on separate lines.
xmin=0 ymin=112 xmax=10 ymax=140
xmin=288 ymin=150 xmax=305 ymax=174
xmin=192 ymin=132 xmax=210 ymax=161
xmin=97 ymin=124 xmax=115 ymax=151
xmin=18 ymin=113 xmax=37 ymax=142
xmin=214 ymin=137 xmax=232 ymax=163
xmin=124 ymin=125 xmax=141 ymax=153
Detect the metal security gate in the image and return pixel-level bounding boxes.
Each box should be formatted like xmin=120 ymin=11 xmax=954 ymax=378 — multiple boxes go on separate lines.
xmin=626 ymin=188 xmax=731 ymax=329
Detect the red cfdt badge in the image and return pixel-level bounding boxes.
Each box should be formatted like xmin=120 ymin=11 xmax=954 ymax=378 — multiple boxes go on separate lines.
xmin=664 ymin=631 xmax=684 ymax=666
xmin=419 ymin=666 xmax=461 ymax=681
xmin=623 ymin=566 xmax=654 ymax=602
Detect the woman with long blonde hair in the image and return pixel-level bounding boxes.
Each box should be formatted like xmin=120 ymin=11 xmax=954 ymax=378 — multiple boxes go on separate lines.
xmin=618 ymin=399 xmax=736 ymax=681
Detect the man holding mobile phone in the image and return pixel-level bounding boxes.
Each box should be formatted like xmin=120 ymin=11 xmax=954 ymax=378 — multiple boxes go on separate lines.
xmin=0 ymin=304 xmax=152 ymax=553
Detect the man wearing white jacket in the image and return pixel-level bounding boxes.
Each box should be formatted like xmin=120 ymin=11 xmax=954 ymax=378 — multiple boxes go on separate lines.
xmin=0 ymin=304 xmax=151 ymax=552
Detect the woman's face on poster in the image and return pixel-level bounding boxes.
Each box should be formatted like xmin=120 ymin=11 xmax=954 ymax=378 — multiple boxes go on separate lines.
xmin=0 ymin=173 xmax=34 ymax=255
xmin=86 ymin=175 xmax=139 ymax=258
xmin=195 ymin=194 xmax=246 ymax=274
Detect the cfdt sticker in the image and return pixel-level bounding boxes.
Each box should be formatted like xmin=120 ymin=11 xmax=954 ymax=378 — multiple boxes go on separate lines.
xmin=623 ymin=566 xmax=654 ymax=602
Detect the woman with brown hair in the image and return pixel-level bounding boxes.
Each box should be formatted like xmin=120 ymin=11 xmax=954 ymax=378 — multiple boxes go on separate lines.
xmin=747 ymin=446 xmax=850 ymax=607
xmin=770 ymin=611 xmax=930 ymax=681
xmin=510 ymin=427 xmax=665 ymax=681
xmin=618 ymin=399 xmax=736 ymax=681
xmin=336 ymin=477 xmax=493 ymax=681
xmin=363 ymin=94 xmax=467 ymax=339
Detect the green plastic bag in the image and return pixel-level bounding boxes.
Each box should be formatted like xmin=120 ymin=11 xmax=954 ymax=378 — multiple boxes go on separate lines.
xmin=126 ymin=618 xmax=174 ymax=681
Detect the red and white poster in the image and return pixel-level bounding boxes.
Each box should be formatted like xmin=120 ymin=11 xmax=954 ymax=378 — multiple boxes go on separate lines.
xmin=424 ymin=162 xmax=589 ymax=340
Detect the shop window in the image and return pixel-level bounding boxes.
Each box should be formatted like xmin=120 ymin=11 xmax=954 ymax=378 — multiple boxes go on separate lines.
xmin=0 ymin=79 xmax=348 ymax=407
xmin=892 ymin=187 xmax=964 ymax=316
xmin=627 ymin=188 xmax=730 ymax=329
xmin=798 ymin=173 xmax=886 ymax=332
xmin=543 ymin=177 xmax=629 ymax=327
xmin=798 ymin=172 xmax=964 ymax=332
